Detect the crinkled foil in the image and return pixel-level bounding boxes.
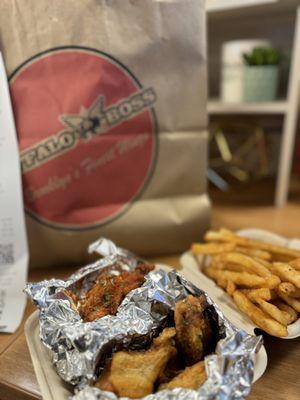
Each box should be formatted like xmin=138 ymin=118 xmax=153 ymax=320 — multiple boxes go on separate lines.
xmin=25 ymin=238 xmax=262 ymax=400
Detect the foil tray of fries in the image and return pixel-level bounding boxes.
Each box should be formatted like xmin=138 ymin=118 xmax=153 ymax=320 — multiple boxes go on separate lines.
xmin=25 ymin=238 xmax=263 ymax=400
xmin=182 ymin=228 xmax=300 ymax=339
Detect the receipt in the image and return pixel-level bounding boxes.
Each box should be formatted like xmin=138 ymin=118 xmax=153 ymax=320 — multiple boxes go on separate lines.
xmin=0 ymin=53 xmax=28 ymax=332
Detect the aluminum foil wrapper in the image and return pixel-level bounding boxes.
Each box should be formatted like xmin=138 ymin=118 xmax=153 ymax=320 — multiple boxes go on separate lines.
xmin=25 ymin=238 xmax=262 ymax=400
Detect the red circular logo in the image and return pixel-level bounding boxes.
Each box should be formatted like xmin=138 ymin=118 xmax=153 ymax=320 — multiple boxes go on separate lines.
xmin=10 ymin=47 xmax=157 ymax=229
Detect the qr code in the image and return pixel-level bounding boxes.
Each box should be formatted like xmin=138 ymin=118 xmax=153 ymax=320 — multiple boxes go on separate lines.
xmin=0 ymin=244 xmax=14 ymax=265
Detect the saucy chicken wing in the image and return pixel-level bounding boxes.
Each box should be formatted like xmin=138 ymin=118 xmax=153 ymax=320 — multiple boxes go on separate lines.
xmin=79 ymin=262 xmax=154 ymax=321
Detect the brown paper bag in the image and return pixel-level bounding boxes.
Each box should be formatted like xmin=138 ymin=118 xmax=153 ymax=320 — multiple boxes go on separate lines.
xmin=0 ymin=0 xmax=210 ymax=267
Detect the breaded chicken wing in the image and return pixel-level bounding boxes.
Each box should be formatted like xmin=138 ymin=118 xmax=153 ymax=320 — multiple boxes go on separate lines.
xmin=175 ymin=295 xmax=213 ymax=365
xmin=95 ymin=328 xmax=176 ymax=398
xmin=94 ymin=295 xmax=219 ymax=397
xmin=159 ymin=361 xmax=207 ymax=391
xmin=94 ymin=361 xmax=115 ymax=392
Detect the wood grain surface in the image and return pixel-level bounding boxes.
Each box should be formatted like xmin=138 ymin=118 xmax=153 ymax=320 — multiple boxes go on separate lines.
xmin=0 ymin=205 xmax=300 ymax=399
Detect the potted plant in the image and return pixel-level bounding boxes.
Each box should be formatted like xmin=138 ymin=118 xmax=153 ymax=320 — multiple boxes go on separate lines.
xmin=242 ymin=46 xmax=282 ymax=102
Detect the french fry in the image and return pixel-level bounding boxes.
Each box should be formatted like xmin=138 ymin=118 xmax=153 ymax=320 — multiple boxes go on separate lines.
xmin=226 ymin=280 xmax=236 ymax=296
xmin=289 ymin=258 xmax=300 ymax=271
xmin=232 ymin=291 xmax=288 ymax=337
xmin=256 ymin=299 xmax=290 ymax=326
xmin=204 ymin=230 xmax=233 ymax=242
xmin=271 ymin=254 xmax=295 ymax=263
xmin=263 ymin=275 xmax=281 ymax=289
xmin=216 ymin=277 xmax=228 ymax=290
xmin=191 ymin=242 xmax=236 ymax=255
xmin=277 ymin=292 xmax=300 ymax=313
xmin=205 ymin=229 xmax=300 ymax=261
xmin=219 ymin=228 xmax=235 ymax=235
xmin=204 ymin=230 xmax=232 ymax=242
xmin=273 ymin=300 xmax=298 ymax=324
xmin=205 ymin=267 xmax=269 ymax=288
xmin=236 ymin=246 xmax=271 ymax=261
xmin=216 ymin=252 xmax=272 ymax=277
xmin=254 ymin=258 xmax=272 ymax=268
xmin=272 ymin=263 xmax=300 ymax=289
xmin=278 ymin=282 xmax=300 ymax=298
xmin=199 ymin=228 xmax=299 ymax=335
xmin=243 ymin=288 xmax=273 ymax=302
xmin=207 ymin=264 xmax=280 ymax=288
xmin=211 ymin=259 xmax=247 ymax=273
xmin=204 ymin=268 xmax=227 ymax=289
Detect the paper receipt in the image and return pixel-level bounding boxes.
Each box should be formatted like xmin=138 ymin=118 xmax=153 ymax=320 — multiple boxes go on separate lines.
xmin=0 ymin=52 xmax=28 ymax=332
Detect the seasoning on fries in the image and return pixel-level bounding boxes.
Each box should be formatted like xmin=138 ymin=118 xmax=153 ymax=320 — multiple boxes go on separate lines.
xmin=273 ymin=300 xmax=298 ymax=323
xmin=204 ymin=229 xmax=300 ymax=261
xmin=277 ymin=293 xmax=300 ymax=313
xmin=256 ymin=298 xmax=291 ymax=326
xmin=278 ymin=282 xmax=300 ymax=298
xmin=271 ymin=263 xmax=300 ymax=289
xmin=241 ymin=288 xmax=274 ymax=302
xmin=192 ymin=228 xmax=300 ymax=337
xmin=214 ymin=252 xmax=272 ymax=277
xmin=289 ymin=258 xmax=300 ymax=271
xmin=232 ymin=291 xmax=288 ymax=337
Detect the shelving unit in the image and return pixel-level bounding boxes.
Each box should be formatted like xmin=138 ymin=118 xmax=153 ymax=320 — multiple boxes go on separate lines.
xmin=208 ymin=100 xmax=288 ymax=115
xmin=207 ymin=0 xmax=300 ymax=207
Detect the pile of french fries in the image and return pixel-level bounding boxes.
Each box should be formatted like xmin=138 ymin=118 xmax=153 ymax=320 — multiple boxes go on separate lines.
xmin=191 ymin=228 xmax=300 ymax=337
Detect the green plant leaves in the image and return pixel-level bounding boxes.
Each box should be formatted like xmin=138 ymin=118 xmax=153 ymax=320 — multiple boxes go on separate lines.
xmin=243 ymin=47 xmax=282 ymax=66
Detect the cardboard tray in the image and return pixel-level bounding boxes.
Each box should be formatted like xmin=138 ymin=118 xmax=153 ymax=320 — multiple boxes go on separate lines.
xmin=25 ymin=263 xmax=268 ymax=400
xmin=180 ymin=229 xmax=300 ymax=339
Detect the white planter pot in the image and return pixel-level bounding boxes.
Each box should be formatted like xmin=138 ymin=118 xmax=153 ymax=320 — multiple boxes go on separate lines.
xmin=221 ymin=65 xmax=244 ymax=103
xmin=243 ymin=65 xmax=279 ymax=102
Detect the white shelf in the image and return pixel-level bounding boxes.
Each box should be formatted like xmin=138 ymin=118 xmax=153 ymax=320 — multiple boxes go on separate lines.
xmin=206 ymin=0 xmax=299 ymax=18
xmin=208 ymin=99 xmax=288 ymax=115
xmin=206 ymin=0 xmax=278 ymax=13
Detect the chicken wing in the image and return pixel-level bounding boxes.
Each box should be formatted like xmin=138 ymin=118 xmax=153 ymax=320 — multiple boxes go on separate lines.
xmin=79 ymin=262 xmax=154 ymax=321
xmin=94 ymin=361 xmax=115 ymax=392
xmin=95 ymin=328 xmax=177 ymax=398
xmin=94 ymin=294 xmax=219 ymax=397
xmin=159 ymin=361 xmax=207 ymax=391
xmin=175 ymin=294 xmax=214 ymax=365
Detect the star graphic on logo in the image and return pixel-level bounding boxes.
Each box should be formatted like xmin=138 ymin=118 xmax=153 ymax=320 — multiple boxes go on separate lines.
xmin=60 ymin=96 xmax=107 ymax=141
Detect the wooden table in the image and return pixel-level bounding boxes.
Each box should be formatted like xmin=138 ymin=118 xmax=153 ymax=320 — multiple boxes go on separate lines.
xmin=0 ymin=205 xmax=300 ymax=400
